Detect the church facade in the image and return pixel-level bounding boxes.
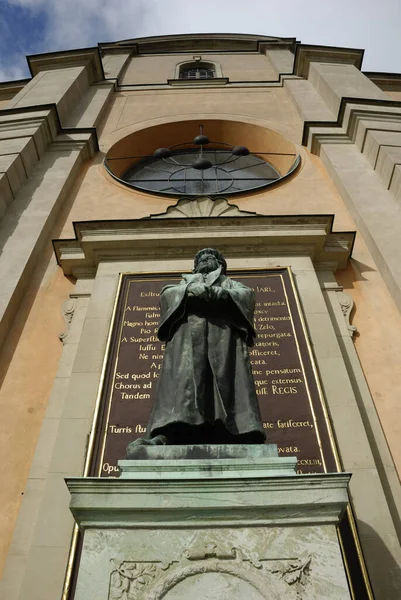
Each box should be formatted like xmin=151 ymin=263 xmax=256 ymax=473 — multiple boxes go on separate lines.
xmin=0 ymin=33 xmax=400 ymax=599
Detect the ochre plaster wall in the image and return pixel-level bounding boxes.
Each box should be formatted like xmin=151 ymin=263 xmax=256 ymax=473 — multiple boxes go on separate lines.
xmin=1 ymin=79 xmax=401 ymax=575
xmin=58 ymin=87 xmax=354 ymax=235
xmin=121 ymin=53 xmax=277 ymax=84
xmin=0 ymin=250 xmax=73 ymax=574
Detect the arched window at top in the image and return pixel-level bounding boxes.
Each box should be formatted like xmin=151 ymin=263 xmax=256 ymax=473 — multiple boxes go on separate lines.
xmin=179 ymin=62 xmax=215 ymax=80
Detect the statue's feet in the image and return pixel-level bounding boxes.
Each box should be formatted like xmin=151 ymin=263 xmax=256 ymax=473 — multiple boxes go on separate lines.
xmin=126 ymin=434 xmax=168 ymax=458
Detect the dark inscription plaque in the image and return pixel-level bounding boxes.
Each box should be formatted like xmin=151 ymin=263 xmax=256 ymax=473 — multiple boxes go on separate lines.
xmin=240 ymin=270 xmax=337 ymax=474
xmin=91 ymin=269 xmax=338 ymax=476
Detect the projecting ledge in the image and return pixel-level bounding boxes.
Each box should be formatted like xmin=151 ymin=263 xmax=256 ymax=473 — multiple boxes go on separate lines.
xmin=66 ymin=450 xmax=350 ymax=529
xmin=53 ymin=214 xmax=355 ymax=277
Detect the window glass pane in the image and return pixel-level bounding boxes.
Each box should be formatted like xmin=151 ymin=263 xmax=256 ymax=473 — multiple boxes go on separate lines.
xmin=121 ymin=150 xmax=283 ymax=197
xmin=180 ymin=65 xmax=215 ymax=79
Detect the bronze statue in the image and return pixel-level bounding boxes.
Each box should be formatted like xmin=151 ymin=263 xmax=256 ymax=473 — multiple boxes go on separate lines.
xmin=127 ymin=248 xmax=265 ymax=452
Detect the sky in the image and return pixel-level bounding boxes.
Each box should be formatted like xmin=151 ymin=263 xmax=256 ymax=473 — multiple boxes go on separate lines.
xmin=0 ymin=0 xmax=400 ymax=83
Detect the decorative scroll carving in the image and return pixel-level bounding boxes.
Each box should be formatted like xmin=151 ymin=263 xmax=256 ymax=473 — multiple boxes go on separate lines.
xmin=58 ymin=298 xmax=76 ymax=343
xmin=110 ymin=560 xmax=159 ymax=600
xmin=337 ymin=291 xmax=357 ymax=337
xmin=265 ymin=555 xmax=311 ymax=598
xmin=109 ymin=544 xmax=312 ymax=600
xmin=150 ymin=196 xmax=257 ymax=219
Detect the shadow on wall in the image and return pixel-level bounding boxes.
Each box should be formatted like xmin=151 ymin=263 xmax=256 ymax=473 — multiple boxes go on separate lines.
xmin=356 ymin=520 xmax=401 ymax=599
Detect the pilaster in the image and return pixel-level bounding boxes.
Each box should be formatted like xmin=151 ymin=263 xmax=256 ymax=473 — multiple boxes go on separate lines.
xmin=319 ymin=272 xmax=401 ymax=533
xmin=0 ymin=46 xmax=131 ymax=355
xmin=0 ymin=124 xmax=97 ymax=353
xmin=283 ymin=44 xmax=401 ymax=316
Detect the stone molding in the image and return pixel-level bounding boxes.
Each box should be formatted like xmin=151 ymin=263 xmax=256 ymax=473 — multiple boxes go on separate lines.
xmin=303 ymin=97 xmax=401 ymax=200
xmin=27 ymin=47 xmax=105 ymax=83
xmin=66 ymin=472 xmax=351 ymax=529
xmin=364 ymin=72 xmax=401 ymax=93
xmin=293 ymin=44 xmax=364 ymax=78
xmin=303 ymin=97 xmax=401 ymax=153
xmin=0 ymin=104 xmax=98 ymax=218
xmin=168 ymin=77 xmax=229 ymax=87
xmin=258 ymin=41 xmax=296 ymax=54
xmin=0 ymin=79 xmax=30 ymax=101
xmin=0 ymin=106 xmax=58 ymax=211
xmin=99 ymin=33 xmax=297 ymax=56
xmin=53 ymin=214 xmax=355 ymax=278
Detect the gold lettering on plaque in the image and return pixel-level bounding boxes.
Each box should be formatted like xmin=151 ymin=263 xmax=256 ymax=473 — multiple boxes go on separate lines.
xmin=272 ymin=385 xmax=298 ymax=394
xmin=109 ymin=425 xmax=133 ymax=434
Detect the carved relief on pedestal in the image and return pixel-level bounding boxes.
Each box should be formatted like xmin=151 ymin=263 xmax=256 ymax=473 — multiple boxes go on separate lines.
xmin=58 ymin=298 xmax=77 ymax=343
xmin=109 ymin=543 xmax=312 ymax=600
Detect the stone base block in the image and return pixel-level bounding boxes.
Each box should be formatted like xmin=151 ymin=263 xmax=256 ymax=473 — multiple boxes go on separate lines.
xmin=66 ymin=447 xmax=351 ymax=599
xmin=119 ymin=443 xmax=297 ymax=478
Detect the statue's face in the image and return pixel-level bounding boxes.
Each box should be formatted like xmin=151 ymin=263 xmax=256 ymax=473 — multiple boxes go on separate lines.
xmin=195 ymin=250 xmax=220 ymax=274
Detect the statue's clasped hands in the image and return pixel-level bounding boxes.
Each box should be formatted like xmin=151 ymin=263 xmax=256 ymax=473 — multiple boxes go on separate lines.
xmin=187 ymin=283 xmax=229 ymax=304
xmin=187 ymin=282 xmax=210 ymax=302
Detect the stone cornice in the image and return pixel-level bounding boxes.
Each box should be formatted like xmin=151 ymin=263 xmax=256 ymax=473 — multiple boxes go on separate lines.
xmin=27 ymin=47 xmax=105 ymax=82
xmin=293 ymin=44 xmax=364 ymax=78
xmin=302 ymin=96 xmax=401 ymax=152
xmin=53 ymin=214 xmax=355 ymax=278
xmin=167 ymin=77 xmax=229 ymax=87
xmin=0 ymin=104 xmax=98 ymax=204
xmin=66 ymin=472 xmax=351 ymax=528
xmin=0 ymin=79 xmax=30 ymax=101
xmin=0 ymin=104 xmax=60 ymax=139
xmin=99 ymin=33 xmax=297 ymax=56
xmin=364 ymin=72 xmax=401 ymax=92
xmin=0 ymin=103 xmax=99 ymax=154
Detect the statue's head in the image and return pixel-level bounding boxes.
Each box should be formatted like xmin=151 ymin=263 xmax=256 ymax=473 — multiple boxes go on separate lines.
xmin=194 ymin=248 xmax=227 ymax=274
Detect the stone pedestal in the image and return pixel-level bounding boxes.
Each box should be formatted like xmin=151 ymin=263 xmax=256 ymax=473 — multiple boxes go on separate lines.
xmin=66 ymin=445 xmax=351 ymax=599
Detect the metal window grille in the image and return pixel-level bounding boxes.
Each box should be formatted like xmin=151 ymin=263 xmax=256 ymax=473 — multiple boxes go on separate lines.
xmin=180 ymin=67 xmax=215 ymax=80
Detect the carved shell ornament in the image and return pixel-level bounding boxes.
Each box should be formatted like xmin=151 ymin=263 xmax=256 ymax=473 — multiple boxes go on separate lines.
xmin=150 ymin=196 xmax=257 ymax=219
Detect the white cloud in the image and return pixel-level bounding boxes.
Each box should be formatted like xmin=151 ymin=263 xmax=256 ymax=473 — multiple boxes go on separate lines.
xmin=0 ymin=63 xmax=27 ymax=82
xmin=8 ymin=0 xmax=155 ymax=49
xmin=1 ymin=0 xmax=400 ymax=83
xmin=0 ymin=11 xmax=31 ymax=82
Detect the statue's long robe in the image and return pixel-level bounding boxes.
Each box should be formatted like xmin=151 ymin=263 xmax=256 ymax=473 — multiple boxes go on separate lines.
xmin=148 ymin=267 xmax=265 ymax=440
